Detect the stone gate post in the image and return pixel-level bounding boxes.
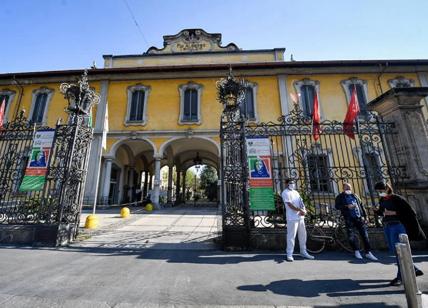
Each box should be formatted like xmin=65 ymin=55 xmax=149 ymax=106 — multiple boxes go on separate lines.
xmin=368 ymin=87 xmax=428 ymax=224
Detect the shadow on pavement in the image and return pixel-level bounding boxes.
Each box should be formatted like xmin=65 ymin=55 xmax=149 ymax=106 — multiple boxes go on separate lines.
xmin=316 ymin=304 xmax=400 ymax=308
xmin=238 ymin=278 xmax=402 ymax=300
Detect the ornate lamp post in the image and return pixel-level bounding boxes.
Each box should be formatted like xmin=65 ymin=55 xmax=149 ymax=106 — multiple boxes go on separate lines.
xmin=60 ymin=70 xmax=100 ymax=123
xmin=193 ymin=152 xmax=202 ymax=206
xmin=216 ymin=67 xmax=246 ymax=113
xmin=217 ymin=67 xmax=249 ymax=249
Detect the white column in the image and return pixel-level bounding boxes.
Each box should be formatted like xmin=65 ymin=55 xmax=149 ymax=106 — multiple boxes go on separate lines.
xmin=175 ymin=168 xmax=181 ymax=202
xmin=167 ymin=165 xmax=173 ymax=203
xmin=101 ymin=158 xmax=113 ymax=203
xmin=83 ymin=80 xmax=109 ymax=204
xmin=152 ymin=155 xmax=162 ymax=209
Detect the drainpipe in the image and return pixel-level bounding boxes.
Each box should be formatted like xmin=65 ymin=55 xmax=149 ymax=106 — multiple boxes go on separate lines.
xmin=377 ymin=62 xmax=389 ymax=96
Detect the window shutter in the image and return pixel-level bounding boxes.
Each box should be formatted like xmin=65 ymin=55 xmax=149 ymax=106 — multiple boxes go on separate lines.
xmin=190 ymin=89 xmax=198 ymax=120
xmin=301 ymin=85 xmax=315 ymax=117
xmin=349 ymin=84 xmax=367 ymax=115
xmin=183 ymin=89 xmax=191 ymax=121
xmin=130 ymin=90 xmax=145 ymax=121
xmin=32 ymin=93 xmax=48 ymax=123
xmin=243 ymin=87 xmax=255 ymax=119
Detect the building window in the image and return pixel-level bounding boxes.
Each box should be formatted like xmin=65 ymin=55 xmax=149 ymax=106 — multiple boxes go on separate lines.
xmin=125 ymin=85 xmax=150 ymax=126
xmin=240 ymin=83 xmax=258 ymax=120
xmin=183 ymin=89 xmax=198 ymax=122
xmin=178 ymin=82 xmax=202 ymax=124
xmin=388 ymin=76 xmax=415 ymax=88
xmin=306 ymin=153 xmax=332 ymax=193
xmin=341 ymin=78 xmax=369 ymax=118
xmin=130 ymin=90 xmax=145 ymax=121
xmin=293 ymin=79 xmax=320 ymax=118
xmin=30 ymin=88 xmax=53 ymax=124
xmin=364 ymin=152 xmax=383 ymax=191
xmin=0 ymin=90 xmax=16 ymax=122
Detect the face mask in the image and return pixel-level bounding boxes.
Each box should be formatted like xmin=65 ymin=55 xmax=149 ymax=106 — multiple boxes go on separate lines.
xmin=344 ymin=190 xmax=352 ymax=195
xmin=379 ymin=192 xmax=387 ymax=197
xmin=288 ymin=184 xmax=296 ymax=190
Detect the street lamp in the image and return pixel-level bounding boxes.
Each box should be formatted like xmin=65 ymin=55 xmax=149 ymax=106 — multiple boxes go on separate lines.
xmin=60 ymin=70 xmax=100 ymax=117
xmin=216 ymin=67 xmax=246 ymax=110
xmin=193 ymin=152 xmax=202 ymax=206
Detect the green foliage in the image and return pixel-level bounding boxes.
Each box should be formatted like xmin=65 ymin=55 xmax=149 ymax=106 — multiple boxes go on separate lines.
xmin=200 ymin=166 xmax=218 ymax=201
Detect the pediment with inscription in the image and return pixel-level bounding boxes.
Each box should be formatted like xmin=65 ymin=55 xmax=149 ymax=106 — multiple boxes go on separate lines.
xmin=146 ymin=29 xmax=240 ymax=54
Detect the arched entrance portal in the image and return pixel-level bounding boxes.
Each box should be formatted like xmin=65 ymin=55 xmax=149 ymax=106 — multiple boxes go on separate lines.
xmin=99 ymin=138 xmax=155 ymax=205
xmin=159 ymin=137 xmax=220 ymax=206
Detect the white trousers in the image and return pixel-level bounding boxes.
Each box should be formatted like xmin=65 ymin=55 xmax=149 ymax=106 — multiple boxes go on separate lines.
xmin=286 ymin=218 xmax=307 ymax=256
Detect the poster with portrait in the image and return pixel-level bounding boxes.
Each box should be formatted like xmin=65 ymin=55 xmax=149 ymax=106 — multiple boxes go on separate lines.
xmin=19 ymin=129 xmax=55 ymax=192
xmin=246 ymin=137 xmax=275 ymax=210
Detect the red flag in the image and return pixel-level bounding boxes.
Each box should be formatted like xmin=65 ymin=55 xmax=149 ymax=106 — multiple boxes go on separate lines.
xmin=343 ymin=86 xmax=360 ymax=139
xmin=312 ymin=92 xmax=321 ymax=141
xmin=0 ymin=98 xmax=5 ymax=128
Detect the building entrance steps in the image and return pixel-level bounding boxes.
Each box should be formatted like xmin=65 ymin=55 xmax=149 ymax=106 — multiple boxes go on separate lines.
xmin=75 ymin=205 xmax=220 ymax=250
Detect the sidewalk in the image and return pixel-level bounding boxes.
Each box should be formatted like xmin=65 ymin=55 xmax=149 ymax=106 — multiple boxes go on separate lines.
xmin=77 ymin=206 xmax=220 ymax=250
xmin=0 ymin=206 xmax=426 ymax=307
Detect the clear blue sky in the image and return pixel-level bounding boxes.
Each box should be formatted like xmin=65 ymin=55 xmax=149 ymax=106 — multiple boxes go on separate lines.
xmin=1 ymin=0 xmax=427 ymax=73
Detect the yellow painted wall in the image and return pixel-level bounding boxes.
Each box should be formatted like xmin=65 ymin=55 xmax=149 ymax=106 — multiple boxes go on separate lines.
xmin=110 ymin=52 xmax=278 ymax=68
xmin=107 ymin=76 xmax=282 ymax=132
xmin=1 ymin=82 xmax=100 ymax=127
xmin=287 ymin=73 xmax=422 ymax=121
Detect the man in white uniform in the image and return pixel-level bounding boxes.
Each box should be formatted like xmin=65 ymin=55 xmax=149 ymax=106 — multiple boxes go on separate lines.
xmin=281 ymin=179 xmax=314 ymax=261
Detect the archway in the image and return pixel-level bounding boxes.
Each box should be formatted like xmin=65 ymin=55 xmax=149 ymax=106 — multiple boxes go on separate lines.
xmin=159 ymin=137 xmax=220 ymax=206
xmin=98 ymin=138 xmax=156 ymax=205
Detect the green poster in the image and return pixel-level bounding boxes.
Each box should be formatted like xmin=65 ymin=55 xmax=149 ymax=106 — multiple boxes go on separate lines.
xmin=249 ymin=187 xmax=275 ymax=210
xmin=19 ymin=175 xmax=46 ymax=191
xmin=19 ymin=130 xmax=55 ymax=192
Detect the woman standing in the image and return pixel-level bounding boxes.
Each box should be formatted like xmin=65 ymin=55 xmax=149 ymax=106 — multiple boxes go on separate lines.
xmin=374 ymin=182 xmax=426 ymax=286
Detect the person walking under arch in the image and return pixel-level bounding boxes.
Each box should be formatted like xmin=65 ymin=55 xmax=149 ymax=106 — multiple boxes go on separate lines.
xmin=374 ymin=181 xmax=425 ymax=286
xmin=281 ymin=179 xmax=314 ymax=262
xmin=335 ymin=182 xmax=378 ymax=261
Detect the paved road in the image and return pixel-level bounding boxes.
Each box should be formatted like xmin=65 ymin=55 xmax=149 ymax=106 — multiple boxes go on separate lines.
xmin=0 ymin=206 xmax=427 ymax=307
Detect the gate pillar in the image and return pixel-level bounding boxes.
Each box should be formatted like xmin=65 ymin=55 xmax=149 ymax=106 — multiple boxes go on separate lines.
xmin=369 ymin=87 xmax=428 ymax=224
xmin=217 ymin=69 xmax=250 ymax=250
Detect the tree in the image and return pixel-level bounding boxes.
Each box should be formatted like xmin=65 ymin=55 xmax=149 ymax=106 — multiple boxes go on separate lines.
xmin=200 ymin=166 xmax=218 ymax=201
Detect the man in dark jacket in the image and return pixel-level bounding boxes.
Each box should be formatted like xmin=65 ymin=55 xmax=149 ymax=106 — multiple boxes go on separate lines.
xmin=335 ymin=182 xmax=378 ymax=260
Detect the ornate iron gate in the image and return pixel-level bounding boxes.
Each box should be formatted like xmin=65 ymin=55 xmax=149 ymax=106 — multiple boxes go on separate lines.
xmin=0 ymin=72 xmax=97 ymax=245
xmin=220 ymin=104 xmax=406 ymax=249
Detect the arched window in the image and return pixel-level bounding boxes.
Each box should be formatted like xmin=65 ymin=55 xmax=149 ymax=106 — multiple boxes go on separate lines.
xmin=30 ymin=88 xmax=53 ymax=124
xmin=388 ymin=76 xmax=415 ymax=88
xmin=0 ymin=89 xmax=16 ymax=122
xmin=341 ymin=78 xmax=369 ymax=118
xmin=240 ymin=83 xmax=258 ymax=120
xmin=293 ymin=79 xmax=320 ymax=117
xmin=125 ymin=85 xmax=150 ymax=125
xmin=178 ymin=82 xmax=203 ymax=124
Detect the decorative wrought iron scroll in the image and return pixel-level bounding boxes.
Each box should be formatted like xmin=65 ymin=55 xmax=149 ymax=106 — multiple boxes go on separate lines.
xmin=0 ymin=71 xmax=98 ymax=245
xmin=220 ymin=103 xmax=406 ymax=231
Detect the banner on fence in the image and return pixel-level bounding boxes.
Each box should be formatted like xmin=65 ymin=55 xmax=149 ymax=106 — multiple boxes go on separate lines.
xmin=19 ymin=129 xmax=55 ymax=192
xmin=246 ymin=137 xmax=275 ymax=210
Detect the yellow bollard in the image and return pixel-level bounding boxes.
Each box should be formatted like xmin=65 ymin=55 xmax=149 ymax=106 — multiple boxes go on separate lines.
xmin=120 ymin=207 xmax=130 ymax=218
xmin=84 ymin=214 xmax=98 ymax=229
xmin=145 ymin=203 xmax=153 ymax=212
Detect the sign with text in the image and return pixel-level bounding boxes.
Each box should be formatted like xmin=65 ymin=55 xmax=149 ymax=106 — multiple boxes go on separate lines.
xmin=19 ymin=129 xmax=55 ymax=192
xmin=246 ymin=137 xmax=275 ymax=210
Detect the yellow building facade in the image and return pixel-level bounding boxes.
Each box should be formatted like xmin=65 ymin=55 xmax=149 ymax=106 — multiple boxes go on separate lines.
xmin=1 ymin=29 xmax=428 ymax=207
